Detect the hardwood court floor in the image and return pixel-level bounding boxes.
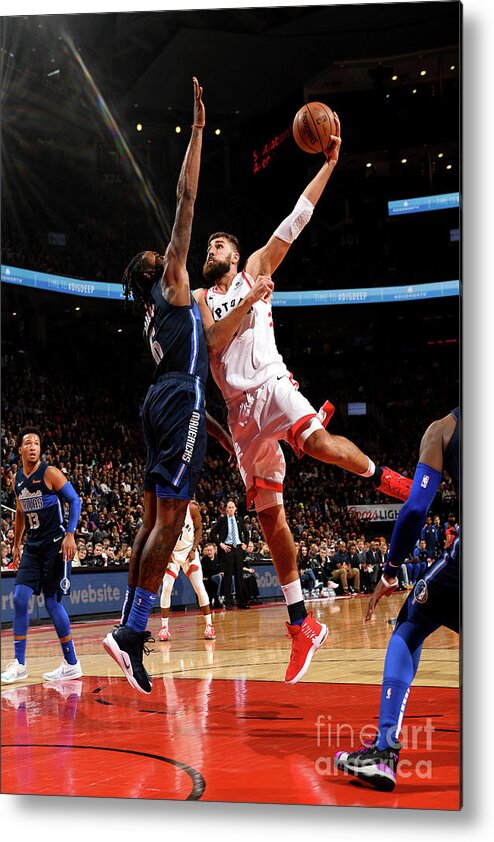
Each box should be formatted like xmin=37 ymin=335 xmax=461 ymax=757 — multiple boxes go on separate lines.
xmin=1 ymin=593 xmax=460 ymax=809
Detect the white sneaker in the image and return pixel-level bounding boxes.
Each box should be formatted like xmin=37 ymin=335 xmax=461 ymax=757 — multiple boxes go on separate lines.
xmin=1 ymin=659 xmax=28 ymax=684
xmin=42 ymin=659 xmax=83 ymax=681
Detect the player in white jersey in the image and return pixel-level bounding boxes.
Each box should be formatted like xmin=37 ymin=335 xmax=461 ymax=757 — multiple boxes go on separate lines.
xmin=193 ymin=114 xmax=412 ymax=684
xmin=158 ymin=500 xmax=215 ymax=641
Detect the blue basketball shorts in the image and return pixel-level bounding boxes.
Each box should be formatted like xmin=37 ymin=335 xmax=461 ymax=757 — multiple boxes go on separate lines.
xmin=15 ymin=538 xmax=66 ymax=598
xmin=396 ymin=552 xmax=460 ymax=634
xmin=141 ymin=373 xmax=207 ymax=500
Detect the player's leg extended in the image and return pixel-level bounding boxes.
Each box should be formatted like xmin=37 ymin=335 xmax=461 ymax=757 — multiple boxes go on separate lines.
xmin=130 ymin=497 xmax=188 ymax=623
xmin=257 ymin=503 xmax=328 ymax=684
xmin=301 ymin=427 xmax=412 ymax=501
xmin=121 ymin=489 xmax=157 ymax=625
xmin=1 ymin=584 xmax=32 ymax=683
xmin=103 ymin=497 xmax=188 ymax=694
xmin=335 ymin=602 xmax=439 ymax=792
xmin=257 ymin=503 xmax=299 ymax=587
xmin=43 ymin=591 xmax=82 ymax=680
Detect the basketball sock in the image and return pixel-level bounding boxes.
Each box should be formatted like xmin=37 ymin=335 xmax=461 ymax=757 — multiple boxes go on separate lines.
xmin=127 ymin=587 xmax=157 ymax=633
xmin=13 ymin=584 xmax=32 ymax=665
xmin=45 ymin=594 xmax=78 ymax=665
xmin=61 ymin=640 xmax=77 ymax=665
xmin=281 ymin=579 xmax=307 ymax=625
xmin=120 ymin=586 xmax=136 ymax=625
xmin=204 ymin=613 xmax=212 ymax=627
xmin=358 ymin=458 xmax=376 ymax=479
xmin=161 ymin=617 xmax=169 ymax=628
xmin=376 ymin=630 xmax=421 ymax=750
xmin=14 ymin=638 xmax=28 ymax=666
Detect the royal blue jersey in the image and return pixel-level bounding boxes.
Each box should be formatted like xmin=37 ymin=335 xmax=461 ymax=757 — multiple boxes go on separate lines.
xmin=15 ymin=461 xmax=65 ymax=547
xmin=143 ymin=281 xmax=208 ymax=385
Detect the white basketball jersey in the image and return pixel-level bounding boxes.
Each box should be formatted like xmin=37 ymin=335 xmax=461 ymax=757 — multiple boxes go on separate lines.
xmin=205 ymin=271 xmax=288 ymax=402
xmin=173 ymin=504 xmax=195 ymax=558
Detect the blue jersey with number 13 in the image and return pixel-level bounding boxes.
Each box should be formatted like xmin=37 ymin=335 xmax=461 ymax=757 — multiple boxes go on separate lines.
xmin=15 ymin=461 xmax=65 ymax=547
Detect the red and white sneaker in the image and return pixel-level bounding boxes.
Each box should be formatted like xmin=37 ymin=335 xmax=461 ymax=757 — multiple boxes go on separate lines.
xmin=204 ymin=625 xmax=215 ymax=640
xmin=284 ymin=612 xmax=328 ymax=684
xmin=376 ymin=467 xmax=412 ymax=502
xmin=158 ymin=626 xmax=171 ymax=642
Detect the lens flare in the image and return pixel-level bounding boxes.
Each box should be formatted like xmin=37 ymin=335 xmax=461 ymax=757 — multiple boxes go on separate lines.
xmin=64 ymin=33 xmax=171 ymax=243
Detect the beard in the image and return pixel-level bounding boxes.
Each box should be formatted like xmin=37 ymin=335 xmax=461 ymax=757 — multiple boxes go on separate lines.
xmin=202 ymin=256 xmax=231 ymax=283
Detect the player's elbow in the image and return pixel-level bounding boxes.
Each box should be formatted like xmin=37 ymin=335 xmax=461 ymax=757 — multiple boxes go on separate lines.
xmin=402 ymin=500 xmax=429 ymax=525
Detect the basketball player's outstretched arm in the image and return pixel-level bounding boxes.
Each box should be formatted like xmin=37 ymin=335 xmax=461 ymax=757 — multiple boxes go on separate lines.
xmin=365 ymin=413 xmax=456 ymax=619
xmin=162 ymin=77 xmax=205 ymax=307
xmin=244 ymin=113 xmax=342 ymax=280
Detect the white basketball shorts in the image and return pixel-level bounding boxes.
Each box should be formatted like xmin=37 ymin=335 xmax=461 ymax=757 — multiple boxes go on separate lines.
xmin=165 ymin=549 xmax=202 ymax=580
xmin=227 ymin=374 xmax=323 ymax=510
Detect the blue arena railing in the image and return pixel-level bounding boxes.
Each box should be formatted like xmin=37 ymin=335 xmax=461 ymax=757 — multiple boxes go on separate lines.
xmin=1 ymin=264 xmax=459 ymax=307
xmin=388 ymin=192 xmax=460 ymax=216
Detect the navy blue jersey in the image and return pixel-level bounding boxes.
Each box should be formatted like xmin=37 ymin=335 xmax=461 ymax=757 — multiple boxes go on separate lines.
xmin=143 ymin=280 xmax=208 ymax=385
xmin=15 ymin=462 xmax=65 ymax=547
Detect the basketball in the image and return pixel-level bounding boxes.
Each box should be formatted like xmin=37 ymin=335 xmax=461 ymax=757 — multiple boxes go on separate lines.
xmin=292 ymin=102 xmax=337 ymax=154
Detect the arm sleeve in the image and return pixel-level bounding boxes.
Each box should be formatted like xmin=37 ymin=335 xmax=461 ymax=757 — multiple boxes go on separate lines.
xmin=58 ymin=482 xmax=82 ymax=534
xmin=272 ymin=194 xmax=314 ymax=244
xmin=384 ymin=462 xmax=442 ymax=575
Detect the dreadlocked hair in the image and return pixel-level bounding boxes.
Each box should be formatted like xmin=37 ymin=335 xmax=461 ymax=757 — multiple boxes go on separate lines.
xmin=122 ymin=251 xmax=161 ymax=309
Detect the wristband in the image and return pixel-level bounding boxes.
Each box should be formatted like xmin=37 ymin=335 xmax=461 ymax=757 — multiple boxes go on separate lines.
xmin=381 ymin=573 xmax=397 ymax=588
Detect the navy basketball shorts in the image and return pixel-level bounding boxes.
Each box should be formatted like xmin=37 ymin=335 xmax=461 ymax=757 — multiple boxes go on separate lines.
xmin=142 ymin=373 xmax=207 ymax=500
xmin=395 ymin=553 xmax=460 ymax=634
xmin=15 ymin=539 xmax=66 ymax=598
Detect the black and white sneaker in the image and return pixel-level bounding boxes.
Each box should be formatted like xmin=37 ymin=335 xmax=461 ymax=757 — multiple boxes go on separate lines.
xmin=334 ymin=744 xmax=401 ymax=792
xmin=103 ymin=626 xmax=154 ymax=694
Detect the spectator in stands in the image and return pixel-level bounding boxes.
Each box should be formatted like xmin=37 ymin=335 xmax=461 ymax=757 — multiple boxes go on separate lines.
xmin=433 ymin=515 xmax=445 ymax=558
xmin=421 ymin=515 xmax=439 ymax=559
xmin=242 ymin=563 xmax=260 ymax=604
xmin=444 ymin=513 xmax=459 ymax=550
xmin=1 ymin=540 xmax=13 ymax=570
xmin=297 ymin=545 xmax=318 ymax=592
xmin=201 ymin=542 xmax=224 ymax=609
xmin=75 ymin=545 xmax=89 ymax=567
xmin=244 ymin=540 xmax=261 ymax=562
xmin=87 ymin=541 xmax=106 ymax=567
xmin=347 ymin=540 xmax=363 ymax=589
xmin=413 ymin=539 xmax=430 ymax=575
xmin=308 ymin=542 xmax=325 ymax=587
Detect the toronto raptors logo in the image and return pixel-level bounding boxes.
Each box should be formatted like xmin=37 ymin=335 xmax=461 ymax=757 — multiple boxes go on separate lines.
xmin=413 ymin=579 xmax=428 ymax=604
